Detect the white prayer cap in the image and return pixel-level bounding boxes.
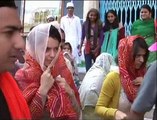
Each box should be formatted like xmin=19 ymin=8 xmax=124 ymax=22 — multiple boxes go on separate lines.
xmin=66 ymin=2 xmax=74 ymax=8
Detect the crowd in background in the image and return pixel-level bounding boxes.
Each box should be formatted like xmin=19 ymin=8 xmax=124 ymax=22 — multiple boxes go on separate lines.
xmin=0 ymin=0 xmax=157 ymax=120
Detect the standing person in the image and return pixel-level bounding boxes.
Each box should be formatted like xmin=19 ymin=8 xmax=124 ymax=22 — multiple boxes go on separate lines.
xmin=0 ymin=0 xmax=31 ymax=119
xmin=131 ymin=4 xmax=157 ymax=64
xmin=79 ymin=8 xmax=102 ymax=72
xmin=95 ymin=36 xmax=149 ymax=120
xmin=15 ymin=23 xmax=80 ymax=119
xmin=100 ymin=9 xmax=125 ymax=59
xmin=60 ymin=2 xmax=82 ymax=64
xmin=128 ymin=41 xmax=157 ymax=120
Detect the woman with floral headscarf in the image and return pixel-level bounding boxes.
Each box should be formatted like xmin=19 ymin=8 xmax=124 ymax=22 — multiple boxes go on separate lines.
xmin=95 ymin=36 xmax=149 ymax=120
xmin=15 ymin=23 xmax=80 ymax=119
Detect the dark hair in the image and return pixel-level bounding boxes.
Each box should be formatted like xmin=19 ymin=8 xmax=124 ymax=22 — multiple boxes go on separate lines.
xmin=86 ymin=8 xmax=100 ymax=22
xmin=132 ymin=37 xmax=149 ymax=67
xmin=49 ymin=25 xmax=61 ymax=43
xmin=104 ymin=10 xmax=119 ymax=32
xmin=61 ymin=42 xmax=72 ymax=52
xmin=86 ymin=8 xmax=101 ymax=39
xmin=29 ymin=26 xmax=36 ymax=31
xmin=0 ymin=0 xmax=17 ymax=8
xmin=60 ymin=28 xmax=65 ymax=43
xmin=140 ymin=4 xmax=152 ymax=13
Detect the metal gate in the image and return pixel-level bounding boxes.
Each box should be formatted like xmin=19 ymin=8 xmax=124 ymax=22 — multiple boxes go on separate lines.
xmin=99 ymin=0 xmax=157 ymax=35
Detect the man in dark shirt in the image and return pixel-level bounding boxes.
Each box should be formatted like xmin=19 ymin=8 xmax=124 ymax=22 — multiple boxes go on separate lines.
xmin=0 ymin=0 xmax=31 ymax=119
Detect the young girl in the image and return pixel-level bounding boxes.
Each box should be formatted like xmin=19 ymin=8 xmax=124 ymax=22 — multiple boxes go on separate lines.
xmin=100 ymin=10 xmax=125 ymax=58
xmin=79 ymin=8 xmax=102 ymax=72
xmin=62 ymin=42 xmax=81 ymax=88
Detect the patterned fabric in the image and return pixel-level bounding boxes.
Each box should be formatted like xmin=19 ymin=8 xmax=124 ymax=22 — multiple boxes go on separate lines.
xmin=0 ymin=72 xmax=31 ymax=119
xmin=15 ymin=52 xmax=80 ymax=119
xmin=118 ymin=36 xmax=146 ymax=103
xmin=15 ymin=23 xmax=80 ymax=119
xmin=82 ymin=21 xmax=102 ymax=56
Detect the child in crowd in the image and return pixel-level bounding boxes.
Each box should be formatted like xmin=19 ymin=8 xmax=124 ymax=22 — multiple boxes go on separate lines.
xmin=62 ymin=42 xmax=81 ymax=88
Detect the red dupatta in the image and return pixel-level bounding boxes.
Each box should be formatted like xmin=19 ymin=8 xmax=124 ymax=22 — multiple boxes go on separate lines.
xmin=118 ymin=36 xmax=146 ymax=103
xmin=15 ymin=51 xmax=80 ymax=119
xmin=0 ymin=72 xmax=31 ymax=119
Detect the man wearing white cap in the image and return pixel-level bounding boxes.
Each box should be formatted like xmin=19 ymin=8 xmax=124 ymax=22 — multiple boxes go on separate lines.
xmin=128 ymin=41 xmax=157 ymax=120
xmin=60 ymin=2 xmax=82 ymax=64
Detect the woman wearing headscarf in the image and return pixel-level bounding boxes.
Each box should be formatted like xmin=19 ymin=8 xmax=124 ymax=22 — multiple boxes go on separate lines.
xmin=131 ymin=4 xmax=157 ymax=64
xmin=15 ymin=23 xmax=80 ymax=119
xmin=95 ymin=36 xmax=149 ymax=120
xmin=79 ymin=53 xmax=114 ymax=120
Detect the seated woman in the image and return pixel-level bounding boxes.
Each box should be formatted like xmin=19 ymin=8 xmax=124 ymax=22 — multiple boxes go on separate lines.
xmin=79 ymin=53 xmax=114 ymax=120
xmin=15 ymin=23 xmax=80 ymax=119
xmin=95 ymin=36 xmax=149 ymax=120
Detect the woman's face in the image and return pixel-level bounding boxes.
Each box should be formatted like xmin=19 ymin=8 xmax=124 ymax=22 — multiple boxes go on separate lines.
xmin=134 ymin=47 xmax=146 ymax=69
xmin=89 ymin=11 xmax=97 ymax=22
xmin=107 ymin=12 xmax=116 ymax=23
xmin=44 ymin=37 xmax=59 ymax=67
xmin=140 ymin=8 xmax=151 ymax=20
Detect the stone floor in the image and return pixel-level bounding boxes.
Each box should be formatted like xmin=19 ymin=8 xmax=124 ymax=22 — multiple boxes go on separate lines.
xmin=78 ymin=67 xmax=86 ymax=81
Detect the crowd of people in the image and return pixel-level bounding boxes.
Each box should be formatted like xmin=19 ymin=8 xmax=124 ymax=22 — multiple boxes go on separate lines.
xmin=0 ymin=0 xmax=156 ymax=120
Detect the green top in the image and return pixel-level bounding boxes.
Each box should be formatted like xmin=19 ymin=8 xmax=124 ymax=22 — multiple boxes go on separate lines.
xmin=95 ymin=71 xmax=121 ymax=120
xmin=101 ymin=28 xmax=119 ymax=58
xmin=131 ymin=18 xmax=156 ymax=64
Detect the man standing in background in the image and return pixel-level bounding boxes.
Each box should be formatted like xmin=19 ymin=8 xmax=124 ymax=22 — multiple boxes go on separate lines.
xmin=60 ymin=2 xmax=82 ymax=64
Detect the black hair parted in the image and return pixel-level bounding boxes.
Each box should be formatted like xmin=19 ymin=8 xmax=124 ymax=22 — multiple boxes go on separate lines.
xmin=104 ymin=9 xmax=119 ymax=32
xmin=0 ymin=0 xmax=17 ymax=8
xmin=132 ymin=37 xmax=149 ymax=66
xmin=141 ymin=4 xmax=152 ymax=13
xmin=49 ymin=25 xmax=61 ymax=43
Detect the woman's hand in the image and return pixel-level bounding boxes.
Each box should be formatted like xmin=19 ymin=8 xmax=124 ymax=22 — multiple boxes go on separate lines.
xmin=56 ymin=75 xmax=80 ymax=114
xmin=133 ymin=77 xmax=143 ymax=85
xmin=56 ymin=75 xmax=74 ymax=97
xmin=39 ymin=67 xmax=54 ymax=96
xmin=115 ymin=110 xmax=127 ymax=120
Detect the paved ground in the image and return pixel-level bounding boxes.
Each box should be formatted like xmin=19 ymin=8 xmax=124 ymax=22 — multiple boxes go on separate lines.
xmin=78 ymin=67 xmax=86 ymax=81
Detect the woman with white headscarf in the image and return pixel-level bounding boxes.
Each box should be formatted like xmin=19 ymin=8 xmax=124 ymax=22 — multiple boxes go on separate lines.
xmin=79 ymin=53 xmax=114 ymax=120
xmin=15 ymin=23 xmax=80 ymax=119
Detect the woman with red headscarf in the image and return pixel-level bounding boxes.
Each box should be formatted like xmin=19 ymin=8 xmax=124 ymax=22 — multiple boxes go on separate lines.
xmin=95 ymin=36 xmax=149 ymax=120
xmin=15 ymin=23 xmax=80 ymax=119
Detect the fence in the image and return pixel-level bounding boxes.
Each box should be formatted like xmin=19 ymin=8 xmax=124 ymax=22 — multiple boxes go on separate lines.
xmin=99 ymin=0 xmax=157 ymax=35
